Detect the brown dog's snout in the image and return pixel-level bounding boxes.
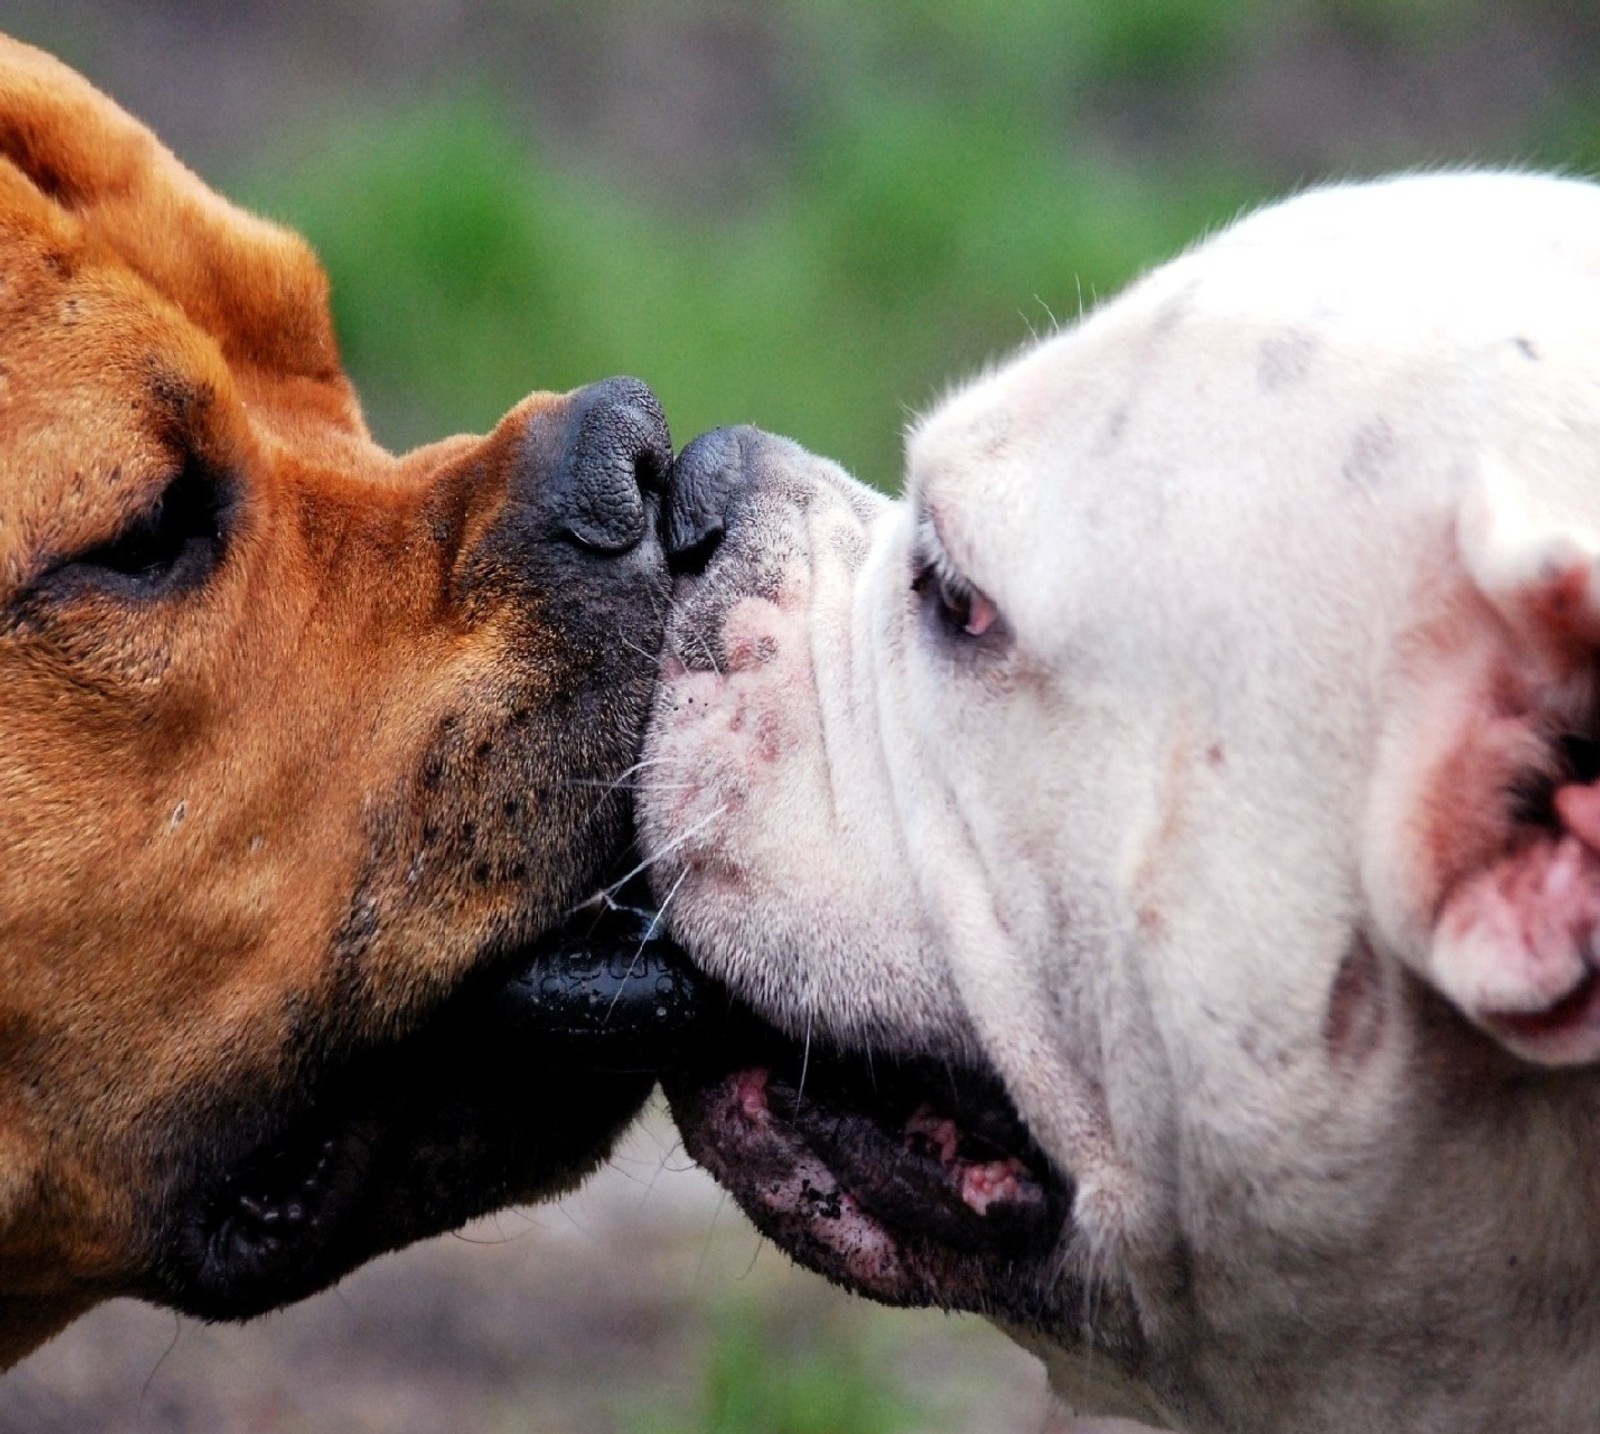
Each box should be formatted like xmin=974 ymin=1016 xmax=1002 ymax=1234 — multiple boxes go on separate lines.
xmin=540 ymin=375 xmax=672 ymax=556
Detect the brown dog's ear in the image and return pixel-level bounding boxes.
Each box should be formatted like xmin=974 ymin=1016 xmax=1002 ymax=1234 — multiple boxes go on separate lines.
xmin=0 ymin=34 xmax=362 ymax=432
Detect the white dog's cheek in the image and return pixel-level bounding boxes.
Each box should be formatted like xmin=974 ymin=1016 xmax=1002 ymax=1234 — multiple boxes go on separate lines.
xmin=646 ymin=598 xmax=810 ymax=863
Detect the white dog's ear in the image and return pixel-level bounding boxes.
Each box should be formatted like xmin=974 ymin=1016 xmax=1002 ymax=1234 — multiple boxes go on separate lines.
xmin=1457 ymin=463 xmax=1600 ymax=658
xmin=1366 ymin=465 xmax=1600 ymax=1069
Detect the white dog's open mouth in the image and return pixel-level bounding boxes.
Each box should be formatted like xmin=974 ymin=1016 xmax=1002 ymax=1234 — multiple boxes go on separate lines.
xmin=664 ymin=1038 xmax=1071 ymax=1320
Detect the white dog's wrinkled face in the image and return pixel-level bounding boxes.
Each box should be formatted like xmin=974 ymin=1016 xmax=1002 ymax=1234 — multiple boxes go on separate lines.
xmin=643 ymin=173 xmax=1600 ymax=1432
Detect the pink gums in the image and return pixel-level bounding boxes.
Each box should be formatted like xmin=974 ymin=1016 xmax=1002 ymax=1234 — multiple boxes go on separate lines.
xmin=906 ymin=1105 xmax=1031 ymax=1216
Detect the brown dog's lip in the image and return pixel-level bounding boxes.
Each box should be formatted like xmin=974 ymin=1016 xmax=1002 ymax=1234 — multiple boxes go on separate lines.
xmin=178 ymin=1107 xmax=380 ymax=1309
xmin=147 ymin=917 xmax=673 ymax=1321
xmin=483 ymin=880 xmax=737 ymax=1073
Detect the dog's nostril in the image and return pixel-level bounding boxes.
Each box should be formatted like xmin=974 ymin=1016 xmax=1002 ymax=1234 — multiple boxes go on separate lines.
xmin=633 ymin=442 xmax=668 ymax=498
xmin=669 ymin=523 xmax=724 ymax=577
xmin=665 ymin=426 xmax=754 ymax=574
xmin=552 ymin=376 xmax=671 ymax=555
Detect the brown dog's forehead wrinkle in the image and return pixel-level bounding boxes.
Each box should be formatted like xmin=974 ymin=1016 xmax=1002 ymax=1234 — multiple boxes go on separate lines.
xmin=0 ymin=289 xmax=255 ymax=607
xmin=0 ymin=36 xmax=361 ymax=429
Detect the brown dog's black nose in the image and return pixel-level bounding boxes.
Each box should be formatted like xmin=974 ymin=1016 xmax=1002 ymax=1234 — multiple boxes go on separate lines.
xmin=664 ymin=425 xmax=756 ymax=573
xmin=549 ymin=377 xmax=671 ymax=555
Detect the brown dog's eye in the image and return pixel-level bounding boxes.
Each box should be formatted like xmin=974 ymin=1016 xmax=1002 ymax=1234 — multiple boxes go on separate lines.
xmin=61 ymin=460 xmax=232 ymax=599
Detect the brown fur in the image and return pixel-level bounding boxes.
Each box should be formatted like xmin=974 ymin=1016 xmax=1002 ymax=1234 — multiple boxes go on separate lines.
xmin=0 ymin=35 xmax=667 ymax=1362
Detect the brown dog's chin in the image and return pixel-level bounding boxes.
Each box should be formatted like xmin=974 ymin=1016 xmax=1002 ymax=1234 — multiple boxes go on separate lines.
xmin=661 ymin=1026 xmax=1074 ymax=1330
xmin=145 ymin=893 xmax=685 ymax=1322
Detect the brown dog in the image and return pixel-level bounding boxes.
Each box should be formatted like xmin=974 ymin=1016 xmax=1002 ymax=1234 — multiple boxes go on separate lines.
xmin=0 ymin=34 xmax=675 ymax=1363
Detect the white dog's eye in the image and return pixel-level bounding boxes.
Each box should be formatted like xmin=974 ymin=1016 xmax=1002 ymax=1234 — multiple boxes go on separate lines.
xmin=911 ymin=558 xmax=1000 ymax=640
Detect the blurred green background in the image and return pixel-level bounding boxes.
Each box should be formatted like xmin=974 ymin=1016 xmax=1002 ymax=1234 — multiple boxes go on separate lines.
xmin=5 ymin=3 xmax=1600 ymax=1431
xmin=12 ymin=0 xmax=1600 ymax=490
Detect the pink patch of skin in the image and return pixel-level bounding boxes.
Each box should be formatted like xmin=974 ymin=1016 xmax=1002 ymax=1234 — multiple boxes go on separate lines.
xmin=1557 ymin=783 xmax=1600 ymax=847
xmin=734 ymin=1068 xmax=770 ymax=1119
xmin=1440 ymin=833 xmax=1600 ymax=1007
xmin=906 ymin=1106 xmax=961 ymax=1164
xmin=1435 ymin=779 xmax=1600 ymax=1063
xmin=710 ymin=1069 xmax=914 ymax=1294
xmin=725 ymin=633 xmax=779 ymax=673
xmin=754 ymin=712 xmax=784 ymax=764
xmin=959 ymin=1160 xmax=1029 ymax=1216
xmin=906 ymin=1104 xmax=1031 ymax=1215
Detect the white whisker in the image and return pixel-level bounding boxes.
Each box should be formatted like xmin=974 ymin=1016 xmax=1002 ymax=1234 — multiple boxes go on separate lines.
xmin=795 ymin=1014 xmax=813 ymax=1112
xmin=602 ymin=866 xmax=689 ymax=1026
xmin=615 ymin=630 xmax=661 ymax=662
xmin=567 ymin=803 xmax=728 ymax=915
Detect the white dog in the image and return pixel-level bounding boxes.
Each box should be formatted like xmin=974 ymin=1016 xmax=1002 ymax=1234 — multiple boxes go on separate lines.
xmin=642 ymin=172 xmax=1600 ymax=1432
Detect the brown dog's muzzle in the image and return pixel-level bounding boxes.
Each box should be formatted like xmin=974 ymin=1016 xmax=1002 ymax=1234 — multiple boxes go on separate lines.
xmin=130 ymin=377 xmax=681 ymax=1323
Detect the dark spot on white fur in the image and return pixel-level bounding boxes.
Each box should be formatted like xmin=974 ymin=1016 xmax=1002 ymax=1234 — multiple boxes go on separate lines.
xmin=1257 ymin=331 xmax=1317 ymax=392
xmin=1150 ymin=278 xmax=1197 ymax=335
xmin=1324 ymin=935 xmax=1386 ymax=1070
xmin=1096 ymin=403 xmax=1130 ymax=453
xmin=971 ymin=411 xmax=1013 ymax=459
xmin=830 ymin=525 xmax=868 ymax=569
xmin=1341 ymin=417 xmax=1395 ymax=489
xmin=1513 ymin=336 xmax=1539 ymax=360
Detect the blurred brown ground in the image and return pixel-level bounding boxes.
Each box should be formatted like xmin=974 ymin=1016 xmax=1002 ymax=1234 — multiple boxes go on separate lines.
xmin=1 ymin=1106 xmax=1082 ymax=1433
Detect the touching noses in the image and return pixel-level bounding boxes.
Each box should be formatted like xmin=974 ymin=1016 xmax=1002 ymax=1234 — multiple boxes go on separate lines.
xmin=542 ymin=375 xmax=672 ymax=556
xmin=661 ymin=424 xmax=761 ymax=574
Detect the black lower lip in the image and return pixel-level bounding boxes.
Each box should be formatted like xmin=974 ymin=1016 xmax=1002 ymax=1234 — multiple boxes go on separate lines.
xmin=146 ymin=893 xmax=697 ymax=1321
xmin=482 ymin=897 xmax=753 ymax=1073
xmin=659 ymin=1044 xmax=1072 ymax=1326
xmin=161 ymin=1114 xmax=378 ymax=1320
xmin=759 ymin=1062 xmax=1062 ymax=1256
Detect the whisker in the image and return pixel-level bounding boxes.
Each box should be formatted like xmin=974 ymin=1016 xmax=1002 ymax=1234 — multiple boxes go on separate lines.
xmin=615 ymin=630 xmax=661 ymax=662
xmin=693 ymin=1187 xmax=732 ymax=1290
xmin=795 ymin=1014 xmax=814 ymax=1113
xmin=636 ymin=1131 xmax=687 ymax=1212
xmin=567 ymin=804 xmax=728 ymax=915
xmin=554 ymin=756 xmax=691 ymax=794
xmin=580 ymin=752 xmax=688 ymax=799
xmin=602 ymin=866 xmax=689 ymax=1026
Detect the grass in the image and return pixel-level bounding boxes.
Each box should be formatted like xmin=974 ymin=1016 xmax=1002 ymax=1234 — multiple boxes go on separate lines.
xmin=236 ymin=89 xmax=1259 ymax=491
xmin=620 ymin=1299 xmax=926 ymax=1434
xmin=231 ymin=0 xmax=1599 ymax=492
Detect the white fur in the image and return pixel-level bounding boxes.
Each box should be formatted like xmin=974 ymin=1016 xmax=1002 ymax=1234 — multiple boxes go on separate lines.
xmin=641 ymin=172 xmax=1600 ymax=1432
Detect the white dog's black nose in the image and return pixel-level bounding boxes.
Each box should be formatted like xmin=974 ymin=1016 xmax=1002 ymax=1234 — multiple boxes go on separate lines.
xmin=664 ymin=425 xmax=756 ymax=573
xmin=548 ymin=377 xmax=671 ymax=554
